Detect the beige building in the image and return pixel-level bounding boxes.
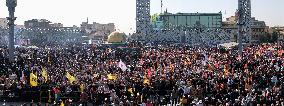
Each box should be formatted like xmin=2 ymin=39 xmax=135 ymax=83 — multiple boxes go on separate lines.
xmin=222 ymin=16 xmax=269 ymax=42
xmin=50 ymin=23 xmax=64 ymax=28
xmin=81 ymin=21 xmax=115 ymax=41
xmin=24 ymin=19 xmax=64 ymax=28
xmin=24 ymin=19 xmax=51 ymax=28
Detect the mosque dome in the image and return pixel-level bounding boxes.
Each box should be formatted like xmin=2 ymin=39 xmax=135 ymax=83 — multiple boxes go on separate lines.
xmin=107 ymin=31 xmax=127 ymax=43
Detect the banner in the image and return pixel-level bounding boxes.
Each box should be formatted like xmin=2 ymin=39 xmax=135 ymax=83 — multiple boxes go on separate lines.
xmin=30 ymin=73 xmax=38 ymax=86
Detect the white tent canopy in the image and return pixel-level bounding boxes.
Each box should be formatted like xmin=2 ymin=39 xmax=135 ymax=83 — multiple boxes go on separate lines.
xmin=219 ymin=42 xmax=239 ymax=48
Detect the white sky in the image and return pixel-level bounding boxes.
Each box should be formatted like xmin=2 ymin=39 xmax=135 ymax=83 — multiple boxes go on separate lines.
xmin=0 ymin=0 xmax=283 ymax=34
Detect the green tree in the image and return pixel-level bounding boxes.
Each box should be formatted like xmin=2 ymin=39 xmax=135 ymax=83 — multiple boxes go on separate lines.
xmin=271 ymin=31 xmax=279 ymax=43
xmin=259 ymin=32 xmax=271 ymax=43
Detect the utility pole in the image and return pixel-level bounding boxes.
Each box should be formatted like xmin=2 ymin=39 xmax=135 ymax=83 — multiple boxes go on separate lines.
xmin=6 ymin=0 xmax=17 ymax=62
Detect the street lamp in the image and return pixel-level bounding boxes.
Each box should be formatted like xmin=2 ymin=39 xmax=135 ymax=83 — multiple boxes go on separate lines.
xmin=6 ymin=0 xmax=17 ymax=62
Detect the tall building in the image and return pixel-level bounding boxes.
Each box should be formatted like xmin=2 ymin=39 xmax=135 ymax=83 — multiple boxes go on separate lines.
xmin=153 ymin=12 xmax=222 ymax=29
xmin=136 ymin=0 xmax=151 ymax=34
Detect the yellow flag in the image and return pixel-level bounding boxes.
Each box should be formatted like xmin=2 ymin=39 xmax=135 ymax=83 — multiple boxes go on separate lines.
xmin=143 ymin=79 xmax=150 ymax=85
xmin=42 ymin=68 xmax=48 ymax=81
xmin=128 ymin=88 xmax=133 ymax=94
xmin=47 ymin=51 xmax=51 ymax=64
xmin=80 ymin=84 xmax=84 ymax=93
xmin=107 ymin=74 xmax=117 ymax=80
xmin=48 ymin=56 xmax=50 ymax=63
xmin=60 ymin=101 xmax=64 ymax=106
xmin=30 ymin=73 xmax=38 ymax=86
xmin=48 ymin=90 xmax=51 ymax=103
xmin=66 ymin=72 xmax=76 ymax=83
xmin=224 ymin=65 xmax=229 ymax=76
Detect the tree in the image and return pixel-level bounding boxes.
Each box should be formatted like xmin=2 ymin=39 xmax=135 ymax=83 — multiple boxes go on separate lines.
xmin=271 ymin=31 xmax=279 ymax=43
xmin=259 ymin=32 xmax=271 ymax=43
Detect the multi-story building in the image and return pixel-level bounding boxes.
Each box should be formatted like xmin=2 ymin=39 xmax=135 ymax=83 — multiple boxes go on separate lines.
xmin=19 ymin=19 xmax=83 ymax=46
xmin=80 ymin=21 xmax=115 ymax=41
xmin=24 ymin=19 xmax=52 ymax=28
xmin=154 ymin=12 xmax=222 ymax=29
xmin=24 ymin=19 xmax=65 ymax=28
xmin=50 ymin=23 xmax=64 ymax=28
xmin=222 ymin=16 xmax=269 ymax=42
xmin=136 ymin=0 xmax=151 ymax=34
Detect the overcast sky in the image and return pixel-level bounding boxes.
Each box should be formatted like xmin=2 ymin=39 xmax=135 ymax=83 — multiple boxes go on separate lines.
xmin=0 ymin=0 xmax=283 ymax=33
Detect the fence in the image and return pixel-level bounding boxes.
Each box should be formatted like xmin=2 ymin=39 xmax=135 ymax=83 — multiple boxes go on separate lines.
xmin=0 ymin=86 xmax=81 ymax=103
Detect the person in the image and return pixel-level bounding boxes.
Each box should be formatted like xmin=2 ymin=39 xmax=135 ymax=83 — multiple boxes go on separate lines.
xmin=80 ymin=90 xmax=88 ymax=106
xmin=53 ymin=86 xmax=61 ymax=104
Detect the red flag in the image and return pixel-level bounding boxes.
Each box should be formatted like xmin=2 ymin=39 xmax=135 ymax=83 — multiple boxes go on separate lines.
xmin=244 ymin=63 xmax=248 ymax=69
xmin=140 ymin=59 xmax=144 ymax=65
xmin=237 ymin=55 xmax=242 ymax=61
xmin=147 ymin=68 xmax=152 ymax=78
xmin=214 ymin=63 xmax=219 ymax=69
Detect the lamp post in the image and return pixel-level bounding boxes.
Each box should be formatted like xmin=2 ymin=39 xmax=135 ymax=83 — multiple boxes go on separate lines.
xmin=6 ymin=0 xmax=17 ymax=62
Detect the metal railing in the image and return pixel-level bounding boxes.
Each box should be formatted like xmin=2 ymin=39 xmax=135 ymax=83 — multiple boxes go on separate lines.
xmin=0 ymin=88 xmax=81 ymax=103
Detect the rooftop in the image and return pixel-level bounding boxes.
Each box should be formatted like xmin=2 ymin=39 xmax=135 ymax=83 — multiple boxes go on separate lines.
xmin=160 ymin=12 xmax=222 ymax=16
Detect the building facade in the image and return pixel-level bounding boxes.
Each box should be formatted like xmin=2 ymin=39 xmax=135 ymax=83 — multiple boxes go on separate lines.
xmin=80 ymin=22 xmax=115 ymax=41
xmin=24 ymin=19 xmax=52 ymax=28
xmin=136 ymin=0 xmax=151 ymax=34
xmin=50 ymin=23 xmax=64 ymax=28
xmin=222 ymin=16 xmax=268 ymax=42
xmin=157 ymin=12 xmax=222 ymax=29
xmin=18 ymin=19 xmax=84 ymax=46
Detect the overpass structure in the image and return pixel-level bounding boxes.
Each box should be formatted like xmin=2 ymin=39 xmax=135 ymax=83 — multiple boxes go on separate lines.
xmin=135 ymin=0 xmax=251 ymax=55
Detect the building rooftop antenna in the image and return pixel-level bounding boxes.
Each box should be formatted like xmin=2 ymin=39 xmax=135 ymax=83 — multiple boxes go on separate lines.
xmin=87 ymin=17 xmax=89 ymax=24
xmin=161 ymin=0 xmax=163 ymax=14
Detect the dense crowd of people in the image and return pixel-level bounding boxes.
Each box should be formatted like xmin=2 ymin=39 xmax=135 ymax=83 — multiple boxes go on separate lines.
xmin=0 ymin=42 xmax=284 ymax=105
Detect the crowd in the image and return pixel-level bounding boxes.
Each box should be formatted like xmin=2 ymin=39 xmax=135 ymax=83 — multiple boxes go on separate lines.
xmin=0 ymin=42 xmax=284 ymax=105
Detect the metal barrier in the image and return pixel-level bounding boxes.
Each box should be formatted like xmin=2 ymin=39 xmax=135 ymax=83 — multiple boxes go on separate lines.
xmin=0 ymin=87 xmax=81 ymax=103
